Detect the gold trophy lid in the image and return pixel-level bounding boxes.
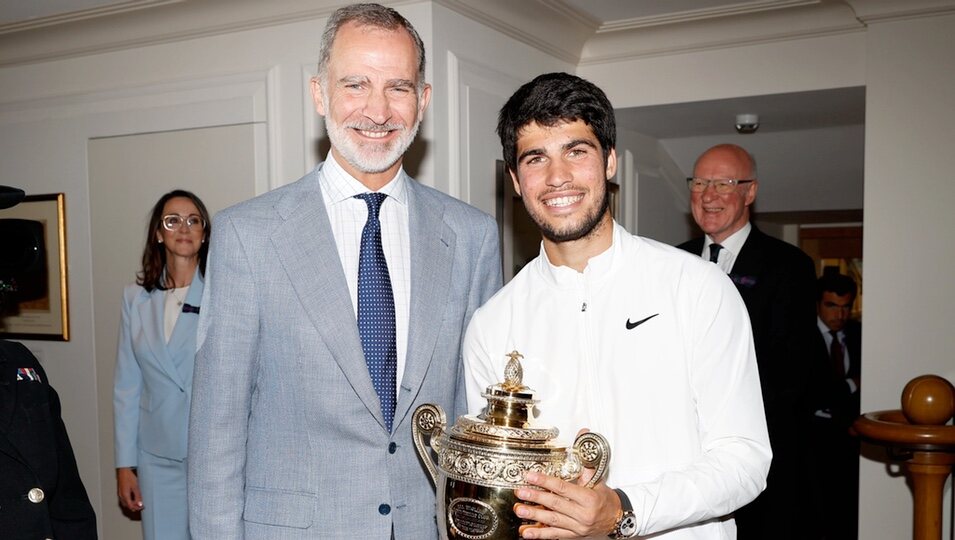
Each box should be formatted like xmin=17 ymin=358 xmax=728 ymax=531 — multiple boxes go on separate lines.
xmin=452 ymin=351 xmax=560 ymax=445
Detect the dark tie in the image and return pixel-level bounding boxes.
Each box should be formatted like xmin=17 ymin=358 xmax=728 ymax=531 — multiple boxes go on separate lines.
xmin=354 ymin=193 xmax=397 ymax=431
xmin=709 ymin=243 xmax=723 ymax=264
xmin=829 ymin=330 xmax=845 ymax=378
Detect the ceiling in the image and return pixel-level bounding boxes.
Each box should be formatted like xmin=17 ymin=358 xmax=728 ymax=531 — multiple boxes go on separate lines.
xmin=0 ymin=0 xmax=867 ymax=216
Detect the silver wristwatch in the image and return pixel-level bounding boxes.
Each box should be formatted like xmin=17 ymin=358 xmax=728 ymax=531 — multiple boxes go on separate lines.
xmin=609 ymin=488 xmax=638 ymax=539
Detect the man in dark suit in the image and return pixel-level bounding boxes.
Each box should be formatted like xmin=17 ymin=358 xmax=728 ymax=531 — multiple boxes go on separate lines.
xmin=1 ymin=185 xmax=97 ymax=539
xmin=810 ymin=272 xmax=861 ymax=540
xmin=677 ymin=144 xmax=818 ymax=540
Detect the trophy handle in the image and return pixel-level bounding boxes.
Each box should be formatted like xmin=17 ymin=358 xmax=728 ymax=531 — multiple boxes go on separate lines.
xmin=412 ymin=403 xmax=446 ymax=487
xmin=573 ymin=432 xmax=611 ymax=489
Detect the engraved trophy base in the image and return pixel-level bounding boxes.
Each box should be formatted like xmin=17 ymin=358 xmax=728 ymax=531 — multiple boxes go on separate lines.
xmin=439 ymin=479 xmax=532 ymax=540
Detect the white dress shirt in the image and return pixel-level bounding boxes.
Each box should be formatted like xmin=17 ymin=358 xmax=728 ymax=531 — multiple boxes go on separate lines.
xmin=702 ymin=222 xmax=751 ymax=273
xmin=319 ymin=153 xmax=411 ymax=387
xmin=464 ymin=222 xmax=771 ymax=539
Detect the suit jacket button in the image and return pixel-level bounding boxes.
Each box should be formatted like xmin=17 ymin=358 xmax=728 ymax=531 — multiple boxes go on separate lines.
xmin=378 ymin=503 xmax=391 ymax=515
xmin=28 ymin=488 xmax=45 ymax=503
xmin=388 ymin=442 xmax=397 ymax=454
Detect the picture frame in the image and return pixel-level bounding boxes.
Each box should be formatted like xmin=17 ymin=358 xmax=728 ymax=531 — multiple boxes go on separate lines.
xmin=0 ymin=193 xmax=70 ymax=340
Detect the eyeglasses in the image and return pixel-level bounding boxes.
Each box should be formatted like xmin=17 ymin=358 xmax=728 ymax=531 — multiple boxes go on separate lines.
xmin=162 ymin=214 xmax=205 ymax=231
xmin=686 ymin=177 xmax=755 ymax=194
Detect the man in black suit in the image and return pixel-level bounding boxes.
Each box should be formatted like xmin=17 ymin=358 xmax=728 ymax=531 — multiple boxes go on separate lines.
xmin=810 ymin=272 xmax=861 ymax=540
xmin=1 ymin=185 xmax=97 ymax=539
xmin=677 ymin=144 xmax=818 ymax=540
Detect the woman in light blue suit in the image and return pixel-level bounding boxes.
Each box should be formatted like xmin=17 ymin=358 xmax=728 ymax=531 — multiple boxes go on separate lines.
xmin=114 ymin=189 xmax=210 ymax=540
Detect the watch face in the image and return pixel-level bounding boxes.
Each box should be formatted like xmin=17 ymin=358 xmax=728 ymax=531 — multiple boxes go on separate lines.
xmin=619 ymin=514 xmax=637 ymax=536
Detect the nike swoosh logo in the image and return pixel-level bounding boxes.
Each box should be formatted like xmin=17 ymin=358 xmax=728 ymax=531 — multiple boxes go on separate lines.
xmin=626 ymin=314 xmax=659 ymax=330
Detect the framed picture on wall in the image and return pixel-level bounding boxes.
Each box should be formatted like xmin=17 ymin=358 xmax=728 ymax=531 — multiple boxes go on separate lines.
xmin=0 ymin=193 xmax=70 ymax=341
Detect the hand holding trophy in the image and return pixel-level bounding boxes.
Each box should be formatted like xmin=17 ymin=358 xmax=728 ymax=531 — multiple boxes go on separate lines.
xmin=413 ymin=351 xmax=611 ymax=540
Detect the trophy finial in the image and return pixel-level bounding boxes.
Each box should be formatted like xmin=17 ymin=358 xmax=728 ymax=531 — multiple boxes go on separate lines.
xmin=502 ymin=351 xmax=524 ymax=391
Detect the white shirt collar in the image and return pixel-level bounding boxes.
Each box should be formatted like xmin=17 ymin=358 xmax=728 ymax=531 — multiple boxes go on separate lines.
xmin=538 ymin=221 xmax=624 ymax=287
xmin=704 ymin=221 xmax=751 ymax=257
xmin=321 ymin=152 xmax=408 ymax=206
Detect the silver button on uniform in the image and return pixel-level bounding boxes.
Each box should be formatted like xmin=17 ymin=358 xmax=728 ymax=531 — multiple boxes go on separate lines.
xmin=28 ymin=487 xmax=45 ymax=503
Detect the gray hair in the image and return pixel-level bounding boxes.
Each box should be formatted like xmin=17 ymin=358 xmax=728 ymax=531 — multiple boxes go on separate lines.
xmin=317 ymin=3 xmax=426 ymax=89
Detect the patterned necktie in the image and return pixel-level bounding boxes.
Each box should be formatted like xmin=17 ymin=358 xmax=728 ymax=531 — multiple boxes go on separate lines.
xmin=354 ymin=193 xmax=397 ymax=431
xmin=709 ymin=243 xmax=723 ymax=264
xmin=829 ymin=330 xmax=845 ymax=378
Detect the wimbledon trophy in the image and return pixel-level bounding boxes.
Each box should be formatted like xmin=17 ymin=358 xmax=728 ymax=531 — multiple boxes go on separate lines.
xmin=412 ymin=351 xmax=611 ymax=540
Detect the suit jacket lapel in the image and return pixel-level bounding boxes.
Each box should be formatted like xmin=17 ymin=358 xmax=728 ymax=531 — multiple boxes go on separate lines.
xmin=166 ymin=268 xmax=204 ymax=388
xmin=729 ymin=227 xmax=764 ymax=277
xmin=139 ymin=287 xmax=184 ymax=388
xmin=394 ymin=181 xmax=455 ymax=428
xmin=269 ymin=169 xmax=384 ymax=427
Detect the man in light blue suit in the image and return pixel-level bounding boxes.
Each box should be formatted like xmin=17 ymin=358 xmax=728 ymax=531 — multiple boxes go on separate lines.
xmin=187 ymin=4 xmax=502 ymax=539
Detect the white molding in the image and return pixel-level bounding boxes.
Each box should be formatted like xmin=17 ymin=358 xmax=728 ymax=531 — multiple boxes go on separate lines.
xmin=0 ymin=69 xmax=269 ymax=124
xmin=0 ymin=0 xmax=182 ymax=34
xmin=301 ymin=64 xmax=321 ymax=178
xmin=0 ymin=0 xmax=345 ymax=67
xmin=580 ymin=2 xmax=864 ymax=65
xmin=446 ymin=51 xmax=461 ymax=200
xmin=844 ymin=0 xmax=955 ymax=22
xmin=596 ymin=0 xmax=819 ymax=32
xmin=433 ymin=0 xmax=595 ymax=64
xmin=263 ymin=65 xmax=281 ymax=193
xmin=4 ymin=0 xmax=955 ymax=70
xmin=449 ymin=53 xmax=523 ymax=207
xmin=0 ymin=66 xmax=275 ymax=192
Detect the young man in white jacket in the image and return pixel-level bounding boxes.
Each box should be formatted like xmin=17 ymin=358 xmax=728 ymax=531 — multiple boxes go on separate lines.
xmin=463 ymin=72 xmax=771 ymax=540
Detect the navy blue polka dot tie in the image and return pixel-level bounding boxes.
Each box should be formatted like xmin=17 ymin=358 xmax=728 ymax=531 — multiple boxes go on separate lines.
xmin=355 ymin=193 xmax=397 ymax=432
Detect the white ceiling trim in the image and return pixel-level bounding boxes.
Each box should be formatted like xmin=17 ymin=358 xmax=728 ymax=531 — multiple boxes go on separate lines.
xmin=435 ymin=0 xmax=596 ymax=65
xmin=0 ymin=0 xmax=182 ymax=35
xmin=579 ymin=2 xmax=864 ymax=65
xmin=594 ymin=0 xmax=820 ymax=33
xmin=844 ymin=0 xmax=955 ymax=22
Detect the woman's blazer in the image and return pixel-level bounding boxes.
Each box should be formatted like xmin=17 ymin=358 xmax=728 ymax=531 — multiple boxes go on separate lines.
xmin=114 ymin=268 xmax=204 ymax=467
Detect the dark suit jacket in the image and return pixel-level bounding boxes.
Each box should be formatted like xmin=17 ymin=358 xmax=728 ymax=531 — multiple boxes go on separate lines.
xmin=679 ymin=226 xmax=818 ymax=536
xmin=0 ymin=340 xmax=97 ymax=540
xmin=679 ymin=227 xmax=818 ymax=421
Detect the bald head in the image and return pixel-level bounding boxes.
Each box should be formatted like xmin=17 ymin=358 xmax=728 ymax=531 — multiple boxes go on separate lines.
xmin=693 ymin=144 xmax=757 ymax=179
xmin=689 ymin=143 xmax=759 ymax=244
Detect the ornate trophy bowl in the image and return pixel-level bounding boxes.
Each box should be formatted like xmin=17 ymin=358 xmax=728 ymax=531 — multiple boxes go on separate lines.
xmin=413 ymin=352 xmax=611 ymax=540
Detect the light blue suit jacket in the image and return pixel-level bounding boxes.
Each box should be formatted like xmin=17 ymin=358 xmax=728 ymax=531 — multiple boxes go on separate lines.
xmin=114 ymin=268 xmax=203 ymax=466
xmin=188 ymin=165 xmax=502 ymax=539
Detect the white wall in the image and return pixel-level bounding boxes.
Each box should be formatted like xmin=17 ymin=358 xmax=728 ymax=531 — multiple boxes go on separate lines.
xmin=2 ymin=2 xmax=953 ymax=538
xmin=0 ymin=13 xmax=340 ymax=539
xmin=0 ymin=3 xmax=573 ymax=537
xmin=430 ymin=3 xmax=572 ymax=216
xmin=614 ymin=127 xmax=692 ymax=243
xmin=858 ymin=13 xmax=955 ymax=540
xmin=583 ymin=13 xmax=954 ymax=539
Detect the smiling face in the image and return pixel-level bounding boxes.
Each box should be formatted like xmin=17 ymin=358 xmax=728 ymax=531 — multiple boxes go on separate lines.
xmin=511 ymin=120 xmax=616 ymax=248
xmin=311 ymin=22 xmax=431 ymax=189
xmin=690 ymin=145 xmax=758 ymax=244
xmin=155 ymin=196 xmax=205 ymax=261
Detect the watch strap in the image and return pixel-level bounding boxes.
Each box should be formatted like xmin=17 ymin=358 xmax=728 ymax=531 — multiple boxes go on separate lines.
xmin=610 ymin=488 xmax=637 ymax=539
xmin=614 ymin=488 xmax=633 ymax=513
